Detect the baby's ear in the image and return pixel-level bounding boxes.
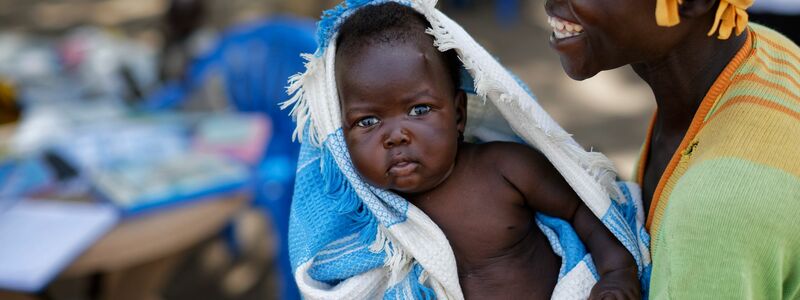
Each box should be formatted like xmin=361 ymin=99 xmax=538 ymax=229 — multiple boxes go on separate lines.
xmin=679 ymin=0 xmax=717 ymax=19
xmin=454 ymin=90 xmax=467 ymax=133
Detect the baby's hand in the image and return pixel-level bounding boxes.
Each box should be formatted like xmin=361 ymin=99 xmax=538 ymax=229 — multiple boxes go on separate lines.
xmin=588 ymin=266 xmax=640 ymax=300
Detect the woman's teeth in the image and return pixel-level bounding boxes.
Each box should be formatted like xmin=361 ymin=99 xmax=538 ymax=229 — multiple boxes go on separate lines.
xmin=548 ymin=15 xmax=583 ymax=40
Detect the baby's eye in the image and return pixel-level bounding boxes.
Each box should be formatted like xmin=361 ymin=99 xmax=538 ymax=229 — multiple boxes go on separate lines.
xmin=356 ymin=116 xmax=380 ymax=128
xmin=409 ymin=104 xmax=431 ymax=116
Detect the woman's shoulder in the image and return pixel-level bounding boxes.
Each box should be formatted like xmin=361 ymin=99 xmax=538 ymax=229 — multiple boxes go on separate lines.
xmin=710 ymin=24 xmax=799 ymax=123
xmin=692 ymin=106 xmax=799 ymax=175
xmin=695 ymin=26 xmax=800 ymax=174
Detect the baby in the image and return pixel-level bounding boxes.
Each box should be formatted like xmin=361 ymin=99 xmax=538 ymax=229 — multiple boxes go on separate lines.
xmin=335 ymin=3 xmax=640 ymax=299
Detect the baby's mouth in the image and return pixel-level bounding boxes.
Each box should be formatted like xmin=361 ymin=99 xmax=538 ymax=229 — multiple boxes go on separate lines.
xmin=386 ymin=157 xmax=419 ymax=177
xmin=547 ymin=15 xmax=584 ymax=40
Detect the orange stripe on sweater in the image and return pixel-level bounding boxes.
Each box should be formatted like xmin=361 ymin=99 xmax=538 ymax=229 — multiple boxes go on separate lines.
xmin=759 ymin=52 xmax=800 ymax=80
xmin=759 ymin=33 xmax=800 ymax=63
xmin=731 ymin=73 xmax=800 ymax=102
xmin=751 ymin=56 xmax=800 ymax=91
xmin=645 ymin=31 xmax=753 ymax=231
xmin=706 ymin=96 xmax=800 ymax=125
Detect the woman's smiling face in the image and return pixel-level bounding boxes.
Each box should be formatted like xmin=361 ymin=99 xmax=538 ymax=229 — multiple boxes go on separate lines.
xmin=336 ymin=38 xmax=466 ymax=195
xmin=545 ymin=0 xmax=688 ymax=80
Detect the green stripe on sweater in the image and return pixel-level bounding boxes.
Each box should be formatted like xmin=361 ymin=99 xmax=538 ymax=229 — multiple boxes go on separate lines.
xmin=651 ymin=158 xmax=800 ymax=299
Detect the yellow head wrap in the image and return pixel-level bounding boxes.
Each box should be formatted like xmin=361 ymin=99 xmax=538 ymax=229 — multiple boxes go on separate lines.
xmin=655 ymin=0 xmax=753 ymax=40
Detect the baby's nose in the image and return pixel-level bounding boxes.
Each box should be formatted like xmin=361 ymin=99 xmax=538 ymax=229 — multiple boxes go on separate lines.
xmin=383 ymin=126 xmax=410 ymax=148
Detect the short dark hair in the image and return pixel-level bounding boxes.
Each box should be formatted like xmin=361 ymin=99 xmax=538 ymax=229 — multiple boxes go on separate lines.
xmin=335 ymin=2 xmax=462 ymax=91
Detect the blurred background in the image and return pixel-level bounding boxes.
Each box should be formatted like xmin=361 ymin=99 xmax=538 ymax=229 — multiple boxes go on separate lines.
xmin=0 ymin=0 xmax=796 ymax=300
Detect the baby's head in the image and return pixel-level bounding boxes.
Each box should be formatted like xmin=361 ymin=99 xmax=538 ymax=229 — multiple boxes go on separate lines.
xmin=335 ymin=2 xmax=466 ymax=196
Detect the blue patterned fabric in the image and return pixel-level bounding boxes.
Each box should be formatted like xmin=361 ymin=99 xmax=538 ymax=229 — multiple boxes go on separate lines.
xmin=536 ymin=182 xmax=652 ymax=296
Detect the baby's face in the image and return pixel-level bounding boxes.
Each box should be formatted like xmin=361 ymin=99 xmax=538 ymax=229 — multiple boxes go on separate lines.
xmin=336 ymin=40 xmax=465 ymax=195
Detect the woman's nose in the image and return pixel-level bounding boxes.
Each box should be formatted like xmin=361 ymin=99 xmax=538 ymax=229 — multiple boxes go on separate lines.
xmin=383 ymin=126 xmax=410 ymax=148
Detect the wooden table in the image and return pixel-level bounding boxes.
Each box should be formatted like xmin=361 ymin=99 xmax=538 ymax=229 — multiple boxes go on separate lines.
xmin=1 ymin=122 xmax=257 ymax=299
xmin=0 ymin=123 xmax=15 ymax=156
xmin=0 ymin=193 xmax=250 ymax=300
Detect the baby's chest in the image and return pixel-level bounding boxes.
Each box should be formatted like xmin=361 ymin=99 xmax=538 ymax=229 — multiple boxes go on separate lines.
xmin=418 ymin=187 xmax=536 ymax=258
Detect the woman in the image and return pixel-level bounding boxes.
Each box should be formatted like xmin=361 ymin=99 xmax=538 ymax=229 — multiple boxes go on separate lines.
xmin=544 ymin=0 xmax=800 ymax=298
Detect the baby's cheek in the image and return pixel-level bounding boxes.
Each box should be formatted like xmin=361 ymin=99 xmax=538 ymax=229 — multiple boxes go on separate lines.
xmin=349 ymin=145 xmax=387 ymax=186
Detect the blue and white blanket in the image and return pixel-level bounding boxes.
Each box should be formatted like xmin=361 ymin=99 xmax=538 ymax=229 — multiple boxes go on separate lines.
xmin=284 ymin=1 xmax=651 ymax=298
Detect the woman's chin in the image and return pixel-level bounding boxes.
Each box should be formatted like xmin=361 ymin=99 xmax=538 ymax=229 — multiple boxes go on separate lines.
xmin=559 ymin=58 xmax=599 ymax=81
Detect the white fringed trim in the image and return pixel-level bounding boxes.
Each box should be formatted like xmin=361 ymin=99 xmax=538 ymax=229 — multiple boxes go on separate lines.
xmin=281 ymin=53 xmax=325 ymax=146
xmin=281 ymin=39 xmax=344 ymax=146
xmin=389 ymin=205 xmax=464 ymax=300
xmin=367 ymin=216 xmax=456 ymax=295
xmin=418 ymin=269 xmax=430 ymax=285
xmin=369 ymin=224 xmax=415 ymax=287
xmin=294 ymin=261 xmax=388 ymax=300
xmin=422 ymin=7 xmax=623 ymax=208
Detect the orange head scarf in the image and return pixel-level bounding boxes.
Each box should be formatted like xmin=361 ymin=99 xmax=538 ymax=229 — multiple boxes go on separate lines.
xmin=656 ymin=0 xmax=753 ymax=40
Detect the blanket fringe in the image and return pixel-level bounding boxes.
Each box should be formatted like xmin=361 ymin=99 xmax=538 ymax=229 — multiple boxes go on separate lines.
xmin=320 ymin=146 xmax=380 ymax=246
xmin=561 ymin=142 xmax=621 ymax=199
xmin=372 ymin=225 xmax=414 ymax=286
xmin=370 ymin=224 xmax=438 ymax=296
xmin=425 ymin=10 xmax=622 ymax=201
xmin=281 ymin=53 xmax=323 ymax=146
xmin=410 ymin=265 xmax=436 ymax=300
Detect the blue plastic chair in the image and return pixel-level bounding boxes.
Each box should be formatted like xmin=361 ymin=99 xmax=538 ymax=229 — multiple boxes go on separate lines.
xmin=145 ymin=16 xmax=317 ymax=300
xmin=496 ymin=0 xmax=520 ymax=25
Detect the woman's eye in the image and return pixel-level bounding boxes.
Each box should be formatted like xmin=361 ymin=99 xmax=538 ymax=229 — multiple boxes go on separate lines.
xmin=409 ymin=105 xmax=431 ymax=116
xmin=356 ymin=117 xmax=380 ymax=128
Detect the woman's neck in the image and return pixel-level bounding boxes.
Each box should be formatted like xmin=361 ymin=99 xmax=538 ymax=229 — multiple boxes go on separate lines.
xmin=632 ymin=28 xmax=747 ymax=135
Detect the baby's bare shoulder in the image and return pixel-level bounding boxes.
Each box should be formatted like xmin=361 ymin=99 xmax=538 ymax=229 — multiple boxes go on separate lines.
xmin=471 ymin=141 xmax=548 ymax=166
xmin=468 ymin=142 xmax=562 ymax=189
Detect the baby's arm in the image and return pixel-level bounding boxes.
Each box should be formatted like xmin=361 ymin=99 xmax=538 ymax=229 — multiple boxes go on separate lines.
xmin=489 ymin=142 xmax=640 ymax=299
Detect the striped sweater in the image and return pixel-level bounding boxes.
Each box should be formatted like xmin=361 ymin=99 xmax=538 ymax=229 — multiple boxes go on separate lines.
xmin=637 ymin=24 xmax=800 ymax=299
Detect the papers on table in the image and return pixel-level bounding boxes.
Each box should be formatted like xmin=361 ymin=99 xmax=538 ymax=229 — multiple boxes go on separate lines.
xmin=0 ymin=200 xmax=118 ymax=292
